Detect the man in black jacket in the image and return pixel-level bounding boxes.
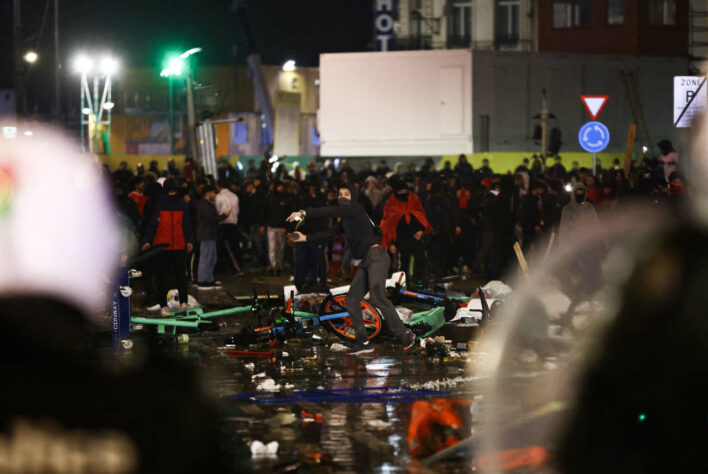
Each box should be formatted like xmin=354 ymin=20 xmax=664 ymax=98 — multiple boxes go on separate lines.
xmin=519 ymin=180 xmax=545 ymax=253
xmin=293 ymin=184 xmax=327 ymax=291
xmin=287 ymin=186 xmax=416 ymax=355
xmin=265 ymin=181 xmax=292 ymax=276
xmin=242 ymin=179 xmax=268 ymax=270
xmin=196 ymin=185 xmax=229 ymax=288
xmin=142 ymin=178 xmax=194 ymax=314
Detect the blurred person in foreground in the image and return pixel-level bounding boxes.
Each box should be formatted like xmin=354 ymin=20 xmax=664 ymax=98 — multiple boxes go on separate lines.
xmin=558 ymin=183 xmax=603 ymax=326
xmin=0 ymin=126 xmax=226 ymax=473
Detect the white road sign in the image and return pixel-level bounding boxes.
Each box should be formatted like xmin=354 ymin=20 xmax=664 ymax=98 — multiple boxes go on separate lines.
xmin=674 ymin=76 xmax=707 ymax=128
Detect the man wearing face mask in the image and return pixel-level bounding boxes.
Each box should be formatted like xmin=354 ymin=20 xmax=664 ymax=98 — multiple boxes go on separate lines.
xmin=287 ymin=187 xmax=416 ymax=355
xmin=559 ymin=183 xmax=600 ymax=249
xmin=379 ymin=175 xmax=433 ymax=279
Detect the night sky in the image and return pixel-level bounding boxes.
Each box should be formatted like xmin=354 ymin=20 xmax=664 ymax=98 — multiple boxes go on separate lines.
xmin=1 ymin=0 xmax=374 ymax=108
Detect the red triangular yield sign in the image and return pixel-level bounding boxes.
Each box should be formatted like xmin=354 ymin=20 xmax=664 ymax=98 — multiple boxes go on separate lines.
xmin=581 ymin=95 xmax=609 ymax=120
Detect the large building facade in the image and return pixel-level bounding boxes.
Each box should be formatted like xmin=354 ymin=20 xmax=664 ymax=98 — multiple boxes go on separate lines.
xmin=539 ymin=0 xmax=689 ymax=56
xmin=393 ymin=0 xmax=537 ymax=51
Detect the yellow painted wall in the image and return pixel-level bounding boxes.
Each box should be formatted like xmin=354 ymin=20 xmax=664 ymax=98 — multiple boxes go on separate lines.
xmin=442 ymin=152 xmax=627 ymax=174
xmin=99 ymin=154 xmax=188 ymax=172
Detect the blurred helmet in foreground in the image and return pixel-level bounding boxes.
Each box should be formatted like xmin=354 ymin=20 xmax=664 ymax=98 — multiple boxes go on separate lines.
xmin=477 ymin=202 xmax=707 ymax=473
xmin=0 ymin=123 xmax=120 ymax=319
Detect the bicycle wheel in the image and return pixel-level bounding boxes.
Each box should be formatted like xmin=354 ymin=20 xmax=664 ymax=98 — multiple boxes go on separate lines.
xmin=319 ymin=294 xmax=382 ymax=342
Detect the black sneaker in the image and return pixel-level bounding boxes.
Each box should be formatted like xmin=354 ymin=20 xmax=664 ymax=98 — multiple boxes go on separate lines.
xmin=402 ymin=331 xmax=417 ymax=351
xmin=348 ymin=340 xmax=374 ymax=355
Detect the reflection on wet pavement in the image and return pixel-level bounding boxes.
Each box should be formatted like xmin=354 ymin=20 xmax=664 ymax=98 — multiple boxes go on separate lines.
xmin=126 ymin=275 xmax=484 ymax=473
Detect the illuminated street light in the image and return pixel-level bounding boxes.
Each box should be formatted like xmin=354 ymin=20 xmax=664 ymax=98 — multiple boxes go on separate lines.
xmin=282 ymin=59 xmax=296 ymax=72
xmin=99 ymin=57 xmax=119 ymax=76
xmin=161 ymin=48 xmax=201 ymax=156
xmin=161 ymin=57 xmax=183 ymax=77
xmin=180 ymin=47 xmax=202 ymax=59
xmin=74 ymin=53 xmax=119 ymax=153
xmin=23 ymin=51 xmax=38 ymax=64
xmin=74 ymin=55 xmax=93 ymax=74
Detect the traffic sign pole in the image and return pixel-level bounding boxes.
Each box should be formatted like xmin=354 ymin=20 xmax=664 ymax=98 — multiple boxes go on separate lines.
xmin=593 ymin=153 xmax=597 ymax=175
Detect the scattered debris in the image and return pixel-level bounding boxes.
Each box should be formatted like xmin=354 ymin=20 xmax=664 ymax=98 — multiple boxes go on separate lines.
xmin=453 ymin=308 xmax=483 ymax=322
xmin=367 ymin=419 xmax=392 ymax=430
xmin=406 ymin=375 xmax=487 ymax=391
xmin=187 ymin=294 xmax=200 ymax=307
xmin=481 ymin=280 xmax=512 ymax=298
xmin=227 ymin=350 xmax=272 ymax=358
xmin=268 ymin=412 xmax=297 ymax=426
xmin=329 ymin=343 xmax=349 ymax=352
xmin=425 ymin=341 xmax=449 ymax=358
xmin=396 ymin=306 xmax=414 ymax=323
xmin=302 ymin=410 xmax=323 ymax=425
xmin=250 ymin=440 xmax=279 ymax=457
xmin=256 ymin=378 xmax=281 ymax=391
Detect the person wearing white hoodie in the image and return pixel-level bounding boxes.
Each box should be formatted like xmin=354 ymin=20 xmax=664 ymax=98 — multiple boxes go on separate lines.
xmin=215 ymin=178 xmax=243 ymax=276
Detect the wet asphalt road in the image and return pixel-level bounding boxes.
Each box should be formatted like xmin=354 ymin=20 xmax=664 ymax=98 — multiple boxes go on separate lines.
xmin=128 ymin=271 xmax=486 ymax=473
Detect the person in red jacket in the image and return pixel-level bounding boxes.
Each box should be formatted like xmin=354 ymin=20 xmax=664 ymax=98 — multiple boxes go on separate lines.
xmin=128 ymin=176 xmax=147 ymax=216
xmin=142 ymin=178 xmax=194 ymax=314
xmin=380 ymin=176 xmax=433 ymax=281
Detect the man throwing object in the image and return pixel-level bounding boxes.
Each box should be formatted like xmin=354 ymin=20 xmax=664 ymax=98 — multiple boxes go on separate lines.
xmin=287 ymin=186 xmax=416 ymax=355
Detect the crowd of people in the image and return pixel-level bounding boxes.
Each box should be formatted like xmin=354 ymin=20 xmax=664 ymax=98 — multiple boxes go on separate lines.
xmin=109 ymin=141 xmax=684 ymax=314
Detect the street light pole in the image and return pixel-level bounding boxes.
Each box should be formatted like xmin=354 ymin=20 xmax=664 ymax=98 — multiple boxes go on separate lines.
xmin=54 ymin=0 xmax=61 ymax=123
xmin=186 ymin=73 xmax=197 ymax=158
xmin=92 ymin=73 xmax=99 ymax=152
xmin=80 ymin=73 xmax=85 ymax=151
xmin=541 ymin=88 xmax=548 ymax=162
xmin=169 ymin=75 xmax=175 ymax=155
xmin=13 ymin=0 xmax=23 ymax=122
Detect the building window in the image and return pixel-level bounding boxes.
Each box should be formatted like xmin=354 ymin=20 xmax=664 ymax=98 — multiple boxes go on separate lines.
xmin=449 ymin=1 xmax=473 ymax=46
xmin=553 ymin=2 xmax=573 ymax=28
xmin=649 ymin=0 xmax=676 ymax=25
xmin=607 ymin=0 xmax=624 ymax=25
xmin=496 ymin=1 xmax=520 ymax=44
xmin=575 ymin=0 xmax=590 ymax=26
xmin=553 ymin=1 xmax=591 ymax=28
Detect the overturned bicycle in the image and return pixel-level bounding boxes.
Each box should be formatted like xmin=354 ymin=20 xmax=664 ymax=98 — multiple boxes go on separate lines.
xmin=128 ymin=272 xmax=496 ymax=348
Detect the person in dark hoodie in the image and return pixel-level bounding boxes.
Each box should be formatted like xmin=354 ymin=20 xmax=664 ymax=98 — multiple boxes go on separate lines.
xmin=142 ymin=178 xmax=195 ymax=315
xmin=287 ymin=186 xmax=416 ymax=355
xmin=113 ymin=179 xmax=141 ymax=233
xmin=380 ymin=175 xmax=433 ymax=280
xmin=557 ymin=182 xmax=604 ymax=326
xmin=196 ymin=185 xmax=229 ymax=289
xmin=265 ymin=181 xmax=292 ymax=276
xmin=519 ymin=180 xmax=546 ymax=253
xmin=293 ymin=183 xmax=327 ymax=291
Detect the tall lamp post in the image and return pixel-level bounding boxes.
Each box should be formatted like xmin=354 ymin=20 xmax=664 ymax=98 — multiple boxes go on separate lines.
xmin=160 ymin=57 xmax=183 ymax=155
xmin=74 ymin=54 xmax=119 ymax=153
xmin=160 ymin=47 xmax=201 ymax=157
